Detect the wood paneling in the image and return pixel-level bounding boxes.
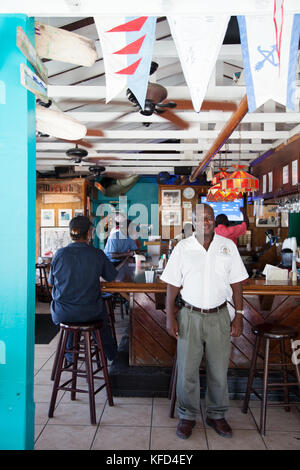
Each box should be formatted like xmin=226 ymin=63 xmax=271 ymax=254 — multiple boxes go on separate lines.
xmin=102 ymin=262 xmax=300 ymax=368
xmin=36 ymin=177 xmax=89 ymax=259
xmin=158 ymin=184 xmax=208 ymax=239
xmin=246 ymin=203 xmax=288 ymax=251
xmin=127 ymin=291 xmax=300 ymax=368
xmin=130 ymin=293 xmax=176 ymax=366
xmin=252 ymin=138 xmax=300 ymax=199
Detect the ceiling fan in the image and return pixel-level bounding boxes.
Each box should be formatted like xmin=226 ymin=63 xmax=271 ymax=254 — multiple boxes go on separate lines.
xmin=64 ymin=145 xmax=131 ymax=179
xmin=60 ymin=62 xmax=238 ymax=132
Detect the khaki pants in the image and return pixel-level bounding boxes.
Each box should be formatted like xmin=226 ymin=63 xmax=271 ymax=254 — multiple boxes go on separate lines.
xmin=176 ymin=305 xmax=231 ymax=420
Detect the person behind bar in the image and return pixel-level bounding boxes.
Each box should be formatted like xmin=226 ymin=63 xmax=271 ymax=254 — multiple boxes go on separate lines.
xmin=49 ymin=216 xmax=118 ymax=364
xmin=214 ymin=207 xmax=249 ymax=245
xmin=104 ymin=213 xmax=138 ymax=265
xmin=160 ymin=204 xmax=248 ymax=440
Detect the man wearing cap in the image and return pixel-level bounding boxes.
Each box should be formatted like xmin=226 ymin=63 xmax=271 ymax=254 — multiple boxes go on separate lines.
xmin=160 ymin=204 xmax=248 ymax=440
xmin=104 ymin=213 xmax=138 ymax=265
xmin=49 ymin=216 xmax=118 ymax=362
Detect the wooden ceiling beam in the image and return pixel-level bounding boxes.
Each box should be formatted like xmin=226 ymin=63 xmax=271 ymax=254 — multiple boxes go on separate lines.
xmin=190 ymin=95 xmax=249 ymax=181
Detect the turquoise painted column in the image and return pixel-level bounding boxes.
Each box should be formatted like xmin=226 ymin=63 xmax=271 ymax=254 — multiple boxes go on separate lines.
xmin=0 ymin=15 xmax=36 ymax=450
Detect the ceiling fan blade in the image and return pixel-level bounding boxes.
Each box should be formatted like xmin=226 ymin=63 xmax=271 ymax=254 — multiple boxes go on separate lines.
xmin=85 ymin=128 xmax=105 ymax=137
xmin=201 ymin=100 xmax=237 ymax=111
xmin=100 ymin=110 xmax=137 ymax=129
xmin=156 ymin=101 xmax=177 ymax=109
xmin=84 ymin=156 xmax=121 ymax=162
xmin=170 ymin=99 xmax=237 ymax=112
xmin=60 ymin=138 xmax=94 ymax=148
xmin=156 ymin=109 xmax=189 ymax=130
xmin=168 ymin=99 xmax=194 ymax=110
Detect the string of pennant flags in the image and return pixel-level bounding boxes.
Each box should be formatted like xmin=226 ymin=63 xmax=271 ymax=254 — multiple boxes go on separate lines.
xmin=94 ymin=6 xmax=300 ymax=113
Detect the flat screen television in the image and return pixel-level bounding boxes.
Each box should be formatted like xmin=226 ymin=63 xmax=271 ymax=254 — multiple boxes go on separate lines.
xmin=200 ymin=196 xmax=244 ymax=222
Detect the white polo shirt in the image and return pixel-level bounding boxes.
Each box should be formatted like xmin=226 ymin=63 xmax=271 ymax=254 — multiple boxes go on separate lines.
xmin=160 ymin=233 xmax=248 ymax=309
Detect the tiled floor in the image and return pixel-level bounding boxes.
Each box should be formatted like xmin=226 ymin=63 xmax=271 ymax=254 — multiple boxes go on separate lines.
xmin=34 ymin=301 xmax=300 ymax=450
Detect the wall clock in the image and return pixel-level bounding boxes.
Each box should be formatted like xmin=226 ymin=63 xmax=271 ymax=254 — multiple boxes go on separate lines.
xmin=183 ymin=187 xmax=195 ymax=199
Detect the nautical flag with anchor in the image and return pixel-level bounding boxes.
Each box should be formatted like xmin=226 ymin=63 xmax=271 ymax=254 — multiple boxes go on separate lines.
xmin=94 ymin=16 xmax=156 ymax=109
xmin=237 ymin=12 xmax=300 ymax=112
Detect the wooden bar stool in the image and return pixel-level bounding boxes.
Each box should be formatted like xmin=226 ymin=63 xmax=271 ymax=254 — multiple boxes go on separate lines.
xmin=242 ymin=322 xmax=300 ymax=435
xmin=168 ymin=351 xmax=205 ymax=418
xmin=36 ymin=262 xmax=51 ymax=302
xmin=48 ymin=320 xmax=114 ymax=425
xmin=112 ymin=293 xmax=128 ymax=319
xmin=102 ymin=294 xmax=118 ymax=347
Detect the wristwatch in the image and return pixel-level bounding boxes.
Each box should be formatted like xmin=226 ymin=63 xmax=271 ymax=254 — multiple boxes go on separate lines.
xmin=235 ymin=310 xmax=244 ymax=315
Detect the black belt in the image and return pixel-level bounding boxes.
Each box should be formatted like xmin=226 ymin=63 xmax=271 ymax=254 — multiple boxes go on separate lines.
xmin=183 ymin=301 xmax=227 ymax=314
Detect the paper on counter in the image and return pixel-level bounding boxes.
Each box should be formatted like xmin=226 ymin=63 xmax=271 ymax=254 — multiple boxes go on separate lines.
xmin=262 ymin=264 xmax=289 ymax=281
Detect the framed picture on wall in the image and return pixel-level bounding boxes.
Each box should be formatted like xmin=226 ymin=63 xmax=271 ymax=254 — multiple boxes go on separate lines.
xmin=74 ymin=208 xmax=84 ymax=217
xmin=281 ymin=212 xmax=289 ymax=228
xmin=41 ymin=209 xmax=55 ymax=227
xmin=268 ymin=171 xmax=273 ymax=193
xmin=58 ymin=209 xmax=72 ymax=227
xmin=255 ymin=205 xmax=279 ymax=227
xmin=161 ymin=208 xmax=182 ymax=226
xmin=282 ymin=165 xmax=289 ymax=185
xmin=292 ymin=160 xmax=298 ymax=186
xmin=161 ymin=189 xmax=181 ymax=206
xmin=262 ymin=174 xmax=267 ymax=193
xmin=40 ymin=227 xmax=72 ymax=256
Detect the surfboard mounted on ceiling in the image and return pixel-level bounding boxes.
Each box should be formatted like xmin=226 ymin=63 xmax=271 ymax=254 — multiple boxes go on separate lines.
xmin=36 ymin=101 xmax=104 ymax=146
xmin=35 ymin=22 xmax=98 ymax=66
xmin=36 ymin=104 xmax=87 ymax=141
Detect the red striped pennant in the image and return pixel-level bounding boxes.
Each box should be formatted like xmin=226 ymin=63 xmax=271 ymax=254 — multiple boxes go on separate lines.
xmin=107 ymin=16 xmax=148 ymax=32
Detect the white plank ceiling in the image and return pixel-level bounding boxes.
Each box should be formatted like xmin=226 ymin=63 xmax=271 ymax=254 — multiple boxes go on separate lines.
xmin=33 ymin=15 xmax=300 ymax=179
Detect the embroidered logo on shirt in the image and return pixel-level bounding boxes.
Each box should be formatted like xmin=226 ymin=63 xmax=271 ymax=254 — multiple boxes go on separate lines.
xmin=219 ymin=245 xmax=231 ymax=256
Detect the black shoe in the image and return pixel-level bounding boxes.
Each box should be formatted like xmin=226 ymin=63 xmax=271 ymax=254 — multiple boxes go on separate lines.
xmin=176 ymin=419 xmax=196 ymax=439
xmin=205 ymin=417 xmax=232 ymax=438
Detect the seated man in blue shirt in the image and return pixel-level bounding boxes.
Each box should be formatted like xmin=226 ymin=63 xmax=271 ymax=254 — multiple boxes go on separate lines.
xmin=49 ymin=216 xmax=118 ymax=363
xmin=104 ymin=214 xmax=138 ymax=265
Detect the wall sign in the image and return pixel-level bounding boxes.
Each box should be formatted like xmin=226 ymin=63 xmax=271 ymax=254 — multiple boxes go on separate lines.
xmin=282 ymin=165 xmax=289 ymax=185
xmin=268 ymin=171 xmax=273 ymax=193
xmin=37 ymin=182 xmax=80 ymax=194
xmin=262 ymin=174 xmax=267 ymax=193
xmin=292 ymin=160 xmax=298 ymax=186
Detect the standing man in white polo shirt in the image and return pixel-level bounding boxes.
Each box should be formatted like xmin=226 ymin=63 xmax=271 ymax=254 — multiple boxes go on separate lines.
xmin=160 ymin=204 xmax=248 ymax=440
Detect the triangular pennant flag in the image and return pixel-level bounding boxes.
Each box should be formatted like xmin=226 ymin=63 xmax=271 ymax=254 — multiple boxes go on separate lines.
xmin=167 ymin=15 xmax=230 ymax=112
xmin=114 ymin=35 xmax=146 ymax=55
xmin=116 ymin=58 xmax=142 ymax=75
xmin=94 ymin=16 xmax=156 ymax=109
xmin=237 ymin=12 xmax=300 ymax=112
xmin=107 ymin=17 xmax=148 ymax=33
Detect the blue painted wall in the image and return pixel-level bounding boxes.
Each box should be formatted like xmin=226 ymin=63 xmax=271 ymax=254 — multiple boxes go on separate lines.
xmin=0 ymin=15 xmax=36 ymax=449
xmin=92 ymin=177 xmax=159 ymax=249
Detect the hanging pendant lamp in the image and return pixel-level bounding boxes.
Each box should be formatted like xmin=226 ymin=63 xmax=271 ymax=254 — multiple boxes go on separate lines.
xmin=207 ymin=183 xmax=243 ymax=202
xmin=220 ymin=164 xmax=259 ymax=192
xmin=212 ymin=168 xmax=230 ymax=185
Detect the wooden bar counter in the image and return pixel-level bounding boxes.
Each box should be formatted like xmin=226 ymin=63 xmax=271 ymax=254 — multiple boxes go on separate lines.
xmin=101 ymin=260 xmax=300 ymax=368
